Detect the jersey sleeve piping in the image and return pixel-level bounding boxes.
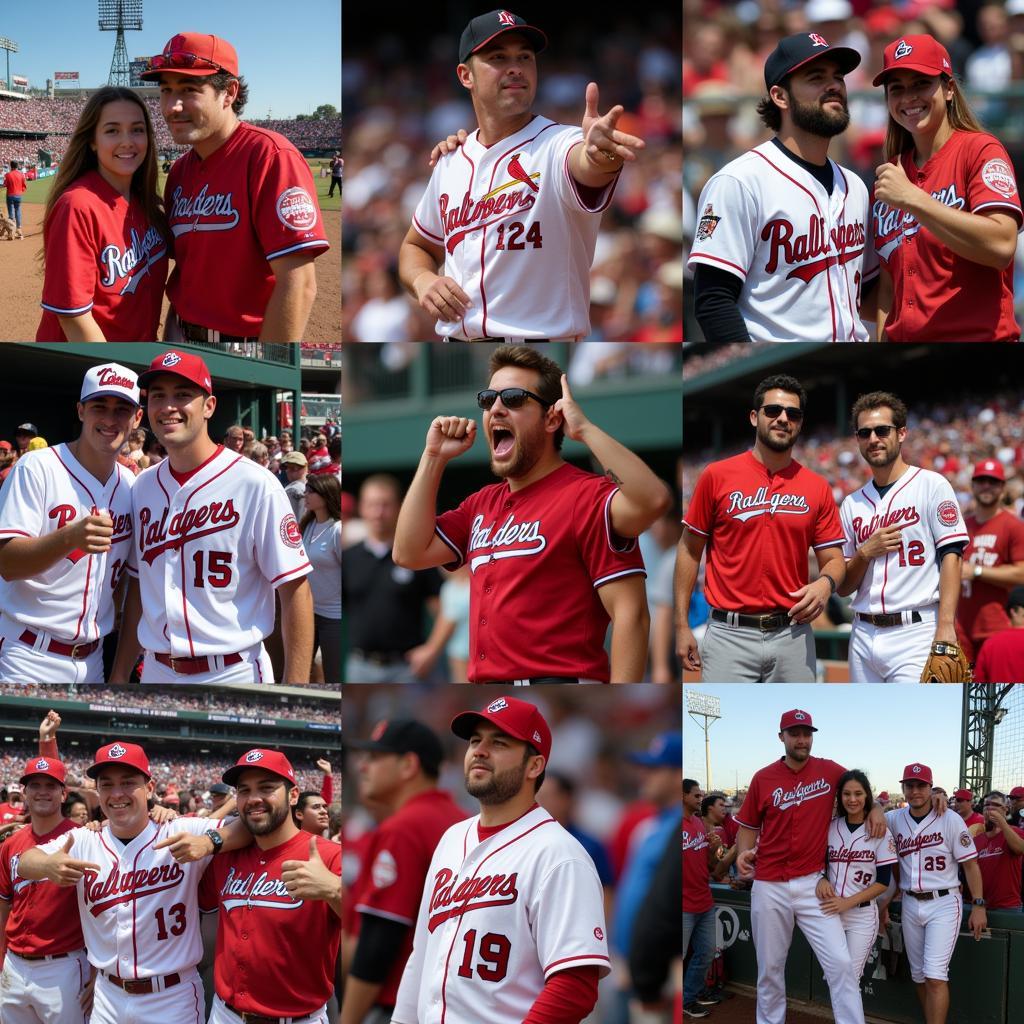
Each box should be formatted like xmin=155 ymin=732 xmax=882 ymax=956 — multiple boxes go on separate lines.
xmin=269 ymin=562 xmax=313 ymax=586
xmin=433 ymin=525 xmax=465 ymax=568
xmin=592 ymin=567 xmax=646 ymax=588
xmin=973 ymin=199 xmax=1024 ymax=225
xmin=680 ymin=519 xmax=709 ymax=537
xmin=411 ymin=214 xmax=443 ymax=244
xmin=813 ymin=536 xmax=847 ymax=549
xmin=0 ymin=529 xmax=32 ymax=538
xmin=543 ymin=953 xmax=612 ymax=980
xmin=266 ymin=239 xmax=331 ymax=261
xmin=686 ymin=252 xmax=748 ymax=280
xmin=733 ymin=816 xmax=760 ymax=832
xmin=40 ymin=300 xmax=95 ymax=315
xmin=601 ymin=488 xmax=637 ymax=554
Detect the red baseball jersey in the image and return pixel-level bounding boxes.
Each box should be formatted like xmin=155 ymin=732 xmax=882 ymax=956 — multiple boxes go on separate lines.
xmin=873 ymin=130 xmax=1023 ymax=342
xmin=682 ymin=813 xmax=713 ymax=914
xmin=735 ymin=756 xmax=845 ymax=881
xmin=0 ymin=818 xmax=85 ymax=956
xmin=960 ymin=511 xmax=1024 ymax=640
xmin=0 ymin=803 xmax=23 ymax=824
xmin=165 ymin=123 xmax=330 ymax=336
xmin=683 ymin=451 xmax=844 ymax=611
xmin=352 ymin=789 xmax=468 ymax=1006
xmin=435 ymin=462 xmax=646 ymax=682
xmin=972 ymin=627 xmax=1024 ymax=683
xmin=37 ymin=171 xmax=168 ymax=342
xmin=199 ymin=832 xmax=341 ymax=1017
xmin=974 ymin=826 xmax=1024 ymax=909
xmin=3 ymin=169 xmax=27 ymax=196
xmin=962 ymin=811 xmax=986 ymax=836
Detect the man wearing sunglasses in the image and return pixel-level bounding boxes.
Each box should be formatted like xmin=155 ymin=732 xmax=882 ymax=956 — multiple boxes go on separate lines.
xmin=678 ymin=374 xmax=846 ymax=682
xmin=139 ymin=33 xmax=330 ymax=343
xmin=838 ymin=391 xmax=969 ymax=682
xmin=393 ymin=346 xmax=670 ymax=683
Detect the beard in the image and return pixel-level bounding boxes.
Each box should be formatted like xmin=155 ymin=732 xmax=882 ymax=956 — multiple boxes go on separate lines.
xmin=790 ymin=95 xmax=850 ymax=138
xmin=242 ymin=800 xmax=291 ymax=836
xmin=490 ymin=424 xmax=545 ymax=479
xmin=756 ymin=421 xmax=798 ymax=453
xmin=465 ymin=759 xmax=528 ymax=805
xmin=864 ymin=443 xmax=900 ymax=468
xmin=974 ymin=489 xmax=1000 ymax=507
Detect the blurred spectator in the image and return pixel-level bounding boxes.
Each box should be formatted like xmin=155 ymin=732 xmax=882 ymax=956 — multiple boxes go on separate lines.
xmin=966 ymin=2 xmax=1013 ymax=91
xmin=973 ymin=585 xmax=1024 ymax=682
xmin=300 ymin=474 xmax=343 ymax=686
xmin=282 ymin=451 xmax=310 ymax=520
xmin=248 ymin=441 xmax=270 ymax=469
xmin=224 ymin=425 xmax=245 ymax=453
xmin=438 ymin=564 xmax=471 ymax=683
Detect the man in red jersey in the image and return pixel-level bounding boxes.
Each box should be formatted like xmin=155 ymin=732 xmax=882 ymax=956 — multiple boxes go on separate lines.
xmin=682 ymin=779 xmax=720 ymax=1020
xmin=677 ymin=375 xmax=846 ymax=681
xmin=953 ymin=789 xmax=986 ymax=836
xmin=973 ymin=586 xmax=1024 ymax=682
xmin=974 ymin=790 xmax=1024 ymax=911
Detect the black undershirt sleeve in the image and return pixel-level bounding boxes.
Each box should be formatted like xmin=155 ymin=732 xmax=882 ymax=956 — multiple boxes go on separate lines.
xmin=938 ymin=542 xmax=968 ymax=560
xmin=693 ymin=264 xmax=751 ymax=343
xmin=350 ymin=913 xmax=410 ymax=985
xmin=876 ymin=863 xmax=893 ymax=887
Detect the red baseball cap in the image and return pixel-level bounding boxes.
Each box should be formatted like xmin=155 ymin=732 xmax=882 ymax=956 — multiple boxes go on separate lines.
xmin=1010 ymin=786 xmax=1024 ymax=798
xmin=87 ymin=742 xmax=152 ymax=780
xmin=139 ymin=32 xmax=239 ymax=80
xmin=19 ymin=755 xmax=67 ymax=786
xmin=138 ymin=350 xmax=214 ymax=395
xmin=972 ymin=458 xmax=1006 ymax=481
xmin=0 ymin=441 xmax=11 ymax=451
xmin=901 ymin=762 xmax=933 ymax=784
xmin=877 ymin=791 xmax=890 ymax=801
xmin=953 ymin=788 xmax=973 ymax=801
xmin=451 ymin=697 xmax=552 ymax=762
xmin=779 ymin=709 xmax=817 ymax=732
xmin=873 ymin=35 xmax=952 ymax=87
xmin=222 ymin=749 xmax=297 ymax=787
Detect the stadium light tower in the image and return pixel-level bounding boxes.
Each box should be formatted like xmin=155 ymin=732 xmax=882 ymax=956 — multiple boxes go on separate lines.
xmin=685 ymin=689 xmax=722 ymax=790
xmin=0 ymin=36 xmax=18 ymax=94
xmin=98 ymin=0 xmax=143 ymax=87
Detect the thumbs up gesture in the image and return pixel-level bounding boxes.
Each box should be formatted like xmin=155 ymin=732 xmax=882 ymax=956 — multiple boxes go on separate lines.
xmin=47 ymin=834 xmax=101 ymax=887
xmin=581 ymin=81 xmax=645 ymax=169
xmin=281 ymin=835 xmax=340 ymax=902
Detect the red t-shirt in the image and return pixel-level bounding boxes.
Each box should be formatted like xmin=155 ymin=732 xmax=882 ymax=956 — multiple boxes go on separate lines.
xmin=972 ymin=627 xmax=1024 ymax=683
xmin=873 ymin=131 xmax=1022 ymax=342
xmin=683 ymin=813 xmax=713 ymax=914
xmin=3 ymin=170 xmax=27 ymax=196
xmin=683 ymin=451 xmax=844 ymax=611
xmin=974 ymin=826 xmax=1024 ymax=909
xmin=0 ymin=803 xmax=23 ymax=824
xmin=959 ymin=511 xmax=1024 ymax=641
xmin=736 ymin=756 xmax=845 ymax=881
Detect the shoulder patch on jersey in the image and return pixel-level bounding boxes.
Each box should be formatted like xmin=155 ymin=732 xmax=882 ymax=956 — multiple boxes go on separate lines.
xmin=280 ymin=514 xmax=303 ymax=548
xmin=372 ymin=850 xmax=398 ymax=890
xmin=696 ymin=203 xmax=721 ymax=241
xmin=981 ymin=158 xmax=1018 ymax=200
xmin=937 ymin=500 xmax=959 ymax=527
xmin=887 ymin=836 xmax=896 ymax=853
xmin=959 ymin=832 xmax=971 ymax=848
xmin=276 ymin=187 xmax=319 ymax=231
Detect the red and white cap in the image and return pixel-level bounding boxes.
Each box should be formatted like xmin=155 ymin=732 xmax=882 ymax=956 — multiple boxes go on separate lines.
xmin=901 ymin=762 xmax=933 ymax=784
xmin=953 ymin=788 xmax=973 ymax=801
xmin=81 ymin=363 xmax=141 ymax=406
xmin=451 ymin=697 xmax=552 ymax=762
xmin=87 ymin=742 xmax=152 ymax=779
xmin=20 ymin=756 xmax=67 ymax=786
xmin=779 ymin=709 xmax=817 ymax=732
xmin=138 ymin=350 xmax=214 ymax=395
xmin=873 ymin=34 xmax=952 ymax=87
xmin=972 ymin=458 xmax=1005 ymax=481
xmin=1010 ymin=786 xmax=1024 ymax=798
xmin=222 ymin=749 xmax=297 ymax=787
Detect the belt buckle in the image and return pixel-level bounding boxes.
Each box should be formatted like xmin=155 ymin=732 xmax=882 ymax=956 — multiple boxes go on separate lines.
xmin=70 ymin=643 xmax=89 ymax=660
xmin=169 ymin=657 xmax=190 ymax=673
xmin=759 ymin=614 xmax=778 ymax=632
xmin=122 ymin=978 xmax=147 ymax=994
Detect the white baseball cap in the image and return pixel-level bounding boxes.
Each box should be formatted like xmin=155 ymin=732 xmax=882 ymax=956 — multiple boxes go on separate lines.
xmin=81 ymin=363 xmax=141 ymax=407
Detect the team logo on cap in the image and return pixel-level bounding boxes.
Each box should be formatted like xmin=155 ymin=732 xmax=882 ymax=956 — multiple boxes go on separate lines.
xmin=161 ymin=353 xmax=181 ymax=368
xmin=487 ymin=698 xmax=508 ymax=713
xmin=533 ymin=730 xmax=542 ymax=743
xmin=937 ymin=501 xmax=960 ymax=527
xmin=245 ymin=750 xmax=264 ymax=763
xmin=498 ymin=10 xmax=516 ymax=27
xmin=808 ymin=33 xmax=829 ymax=48
xmin=108 ymin=744 xmax=127 ymax=758
xmin=912 ymin=764 xmax=922 ymax=773
xmin=894 ymin=40 xmax=913 ymax=59
xmin=276 ymin=188 xmax=318 ymax=232
xmin=594 ymin=927 xmax=604 ymax=940
xmin=981 ymin=158 xmax=1018 ymax=200
xmin=279 ymin=515 xmax=304 ymax=549
xmin=35 ymin=759 xmax=49 ymax=771
xmin=795 ymin=711 xmax=806 ymax=720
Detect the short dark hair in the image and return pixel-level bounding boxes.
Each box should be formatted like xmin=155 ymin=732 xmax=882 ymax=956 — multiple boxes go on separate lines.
xmin=10 ymin=160 xmax=19 ymax=170
xmin=524 ymin=742 xmax=546 ymax=793
xmin=850 ymin=391 xmax=908 ymax=432
xmin=756 ymin=78 xmax=789 ymax=132
xmin=835 ymin=769 xmax=873 ymax=820
xmin=488 ymin=345 xmax=565 ymax=450
xmin=207 ymin=72 xmax=249 ymax=115
xmin=684 ymin=778 xmax=701 ymax=795
xmin=984 ymin=790 xmax=1007 ymax=804
xmin=1008 ymin=586 xmax=1024 ymax=611
xmin=753 ymin=374 xmax=806 ymax=412
xmin=701 ymin=792 xmax=726 ymax=817
xmin=292 ymin=790 xmax=323 ymax=824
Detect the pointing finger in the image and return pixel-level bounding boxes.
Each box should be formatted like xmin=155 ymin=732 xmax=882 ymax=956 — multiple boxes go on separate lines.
xmin=153 ymin=834 xmax=184 ymax=850
xmin=584 ymin=81 xmax=600 ymax=120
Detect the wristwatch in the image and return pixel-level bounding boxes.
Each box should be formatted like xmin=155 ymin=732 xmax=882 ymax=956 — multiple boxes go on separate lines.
xmin=205 ymin=829 xmax=224 ymax=854
xmin=972 ymin=897 xmax=986 ymax=907
xmin=973 ymin=565 xmax=982 ymax=579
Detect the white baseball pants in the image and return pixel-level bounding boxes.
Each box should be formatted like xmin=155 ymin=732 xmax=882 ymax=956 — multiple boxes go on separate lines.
xmin=140 ymin=644 xmax=274 ymax=684
xmin=0 ymin=617 xmax=104 ymax=685
xmin=848 ymin=611 xmax=935 ymax=683
xmin=839 ymin=901 xmax=880 ymax=982
xmin=900 ymin=891 xmax=962 ymax=982
xmin=0 ymin=949 xmax=90 ymax=1024
xmin=207 ymin=993 xmax=328 ymax=1024
xmin=90 ymin=968 xmax=204 ymax=1024
xmin=751 ymin=873 xmax=865 ymax=1024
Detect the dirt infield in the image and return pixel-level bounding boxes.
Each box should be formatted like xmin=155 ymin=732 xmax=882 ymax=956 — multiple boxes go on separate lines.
xmin=0 ymin=206 xmax=340 ymax=343
xmin=699 ymin=989 xmax=837 ymax=1023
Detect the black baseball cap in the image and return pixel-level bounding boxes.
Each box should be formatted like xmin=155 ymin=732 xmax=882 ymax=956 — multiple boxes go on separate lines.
xmin=764 ymin=32 xmax=861 ymax=90
xmin=347 ymin=719 xmax=444 ymax=776
xmin=459 ymin=10 xmax=547 ymax=64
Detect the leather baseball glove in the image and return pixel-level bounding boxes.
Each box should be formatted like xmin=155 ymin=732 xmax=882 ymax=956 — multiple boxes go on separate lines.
xmin=920 ymin=641 xmax=973 ymax=683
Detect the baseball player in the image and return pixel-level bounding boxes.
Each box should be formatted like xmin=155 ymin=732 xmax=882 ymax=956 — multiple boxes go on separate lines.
xmin=0 ymin=363 xmax=142 ymax=684
xmin=974 ymin=790 xmax=1024 ymax=911
xmin=677 ymin=374 xmax=846 ymax=682
xmin=688 ymin=32 xmax=876 ymax=343
xmin=734 ymin=709 xmax=890 ymax=1024
xmin=109 ymin=350 xmax=314 ymax=684
xmin=343 ymin=720 xmax=468 ymax=1024
xmin=398 ymin=9 xmax=645 ymax=341
xmin=838 ymin=391 xmax=969 ymax=682
xmin=882 ymin=763 xmax=987 ymax=1024
xmin=393 ymin=345 xmax=668 ymax=683
xmin=871 ymin=35 xmax=1022 ymax=342
xmin=391 ymin=696 xmax=610 ymax=1024
xmin=14 ymin=740 xmax=251 ymax=1024
xmin=139 ymin=32 xmax=330 ymax=342
xmin=957 ymin=458 xmax=1024 ymax=662
xmin=815 ymin=769 xmax=897 ymax=982
xmin=198 ymin=748 xmax=341 ymax=1024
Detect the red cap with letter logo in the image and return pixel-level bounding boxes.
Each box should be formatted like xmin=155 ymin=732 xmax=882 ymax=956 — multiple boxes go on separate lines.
xmin=87 ymin=741 xmax=152 ymax=779
xmin=222 ymin=748 xmax=297 ymax=787
xmin=953 ymin=789 xmax=973 ymax=801
xmin=139 ymin=32 xmax=239 ymax=79
xmin=779 ymin=709 xmax=817 ymax=732
xmin=1010 ymin=786 xmax=1024 ymax=798
xmin=451 ymin=696 xmax=552 ymax=761
xmin=873 ymin=34 xmax=952 ymax=87
xmin=971 ymin=459 xmax=1005 ymax=481
xmin=138 ymin=350 xmax=214 ymax=395
xmin=19 ymin=756 xmax=67 ymax=786
xmin=901 ymin=762 xmax=934 ymax=784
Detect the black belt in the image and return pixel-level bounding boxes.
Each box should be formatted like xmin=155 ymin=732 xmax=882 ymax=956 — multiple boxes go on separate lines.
xmin=351 ymin=649 xmax=406 ymax=666
xmin=856 ymin=901 xmax=871 ymax=909
xmin=907 ymin=888 xmax=951 ymax=901
xmin=484 ymin=676 xmax=580 ymax=684
xmin=224 ymin=1002 xmax=305 ymax=1024
xmin=710 ymin=609 xmax=790 ymax=632
xmin=857 ymin=611 xmax=922 ymax=627
xmin=178 ymin=317 xmax=258 ymax=344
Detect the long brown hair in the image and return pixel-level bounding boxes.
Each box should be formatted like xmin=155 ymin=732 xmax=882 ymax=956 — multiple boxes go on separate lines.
xmin=41 ymin=87 xmax=169 ymax=267
xmin=884 ymin=75 xmax=984 ymax=163
xmin=300 ymin=473 xmax=342 ymax=534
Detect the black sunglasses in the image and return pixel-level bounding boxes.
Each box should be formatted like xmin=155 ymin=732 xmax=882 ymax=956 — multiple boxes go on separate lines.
xmin=476 ymin=388 xmax=552 ymax=411
xmin=760 ymin=404 xmax=803 ymax=422
xmin=855 ymin=425 xmax=897 ymax=440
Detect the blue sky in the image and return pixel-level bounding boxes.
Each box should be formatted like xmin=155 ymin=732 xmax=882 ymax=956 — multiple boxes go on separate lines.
xmin=683 ymin=685 xmax=965 ymax=798
xmin=0 ymin=2 xmax=339 ymax=118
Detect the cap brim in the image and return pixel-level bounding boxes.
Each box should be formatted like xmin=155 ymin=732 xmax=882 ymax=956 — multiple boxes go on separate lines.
xmin=464 ymin=25 xmax=548 ymax=63
xmin=451 ymin=711 xmax=489 ymax=741
xmin=138 ymin=369 xmax=210 ymax=392
xmin=82 ymin=389 xmax=140 ymax=406
xmin=872 ymin=62 xmax=946 ymax=87
xmin=221 ymin=764 xmax=294 ymax=787
xmin=138 ymin=67 xmax=219 ymax=80
xmin=87 ymin=763 xmax=151 ymax=780
xmin=775 ymin=46 xmax=861 ymax=87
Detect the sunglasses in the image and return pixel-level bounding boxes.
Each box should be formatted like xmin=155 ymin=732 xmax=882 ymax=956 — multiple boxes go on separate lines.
xmin=147 ymin=51 xmax=225 ymax=72
xmin=476 ymin=388 xmax=552 ymax=411
xmin=855 ymin=425 xmax=897 ymax=440
xmin=760 ymin=404 xmax=803 ymax=422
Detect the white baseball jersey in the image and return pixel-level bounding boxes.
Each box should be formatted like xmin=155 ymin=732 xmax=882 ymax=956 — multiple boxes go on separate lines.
xmin=0 ymin=445 xmax=134 ymax=641
xmin=411 ymin=115 xmax=616 ymax=340
xmin=125 ymin=448 xmax=311 ymax=657
xmin=841 ymin=467 xmax=968 ymax=613
xmin=688 ymin=140 xmax=875 ymax=342
xmin=825 ymin=818 xmax=897 ymax=898
xmin=885 ymin=807 xmax=977 ymax=892
xmin=38 ymin=817 xmax=213 ymax=976
xmin=392 ymin=804 xmax=610 ymax=1024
